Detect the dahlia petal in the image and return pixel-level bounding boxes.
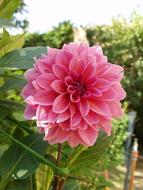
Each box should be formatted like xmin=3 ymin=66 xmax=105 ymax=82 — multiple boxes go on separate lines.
xmin=59 ymin=120 xmax=70 ymax=130
xmin=101 ymin=64 xmax=124 ymax=82
xmin=44 ymin=125 xmax=50 ymax=137
xmin=96 ymin=63 xmax=111 ymax=76
xmin=100 ymin=120 xmax=112 ymax=136
xmin=67 ymin=132 xmax=81 ymax=147
xmin=107 ymin=101 xmax=123 ymax=117
xmin=36 ymin=105 xmax=51 ymax=123
xmin=63 ymin=42 xmax=80 ymax=53
xmin=70 ymin=93 xmax=80 ymax=103
xmin=55 ymin=52 xmax=68 ymax=67
xmin=48 ymin=47 xmax=60 ymax=57
xmin=76 ymin=119 xmax=88 ymax=130
xmin=70 ymin=110 xmax=81 ymax=128
xmin=34 ymin=90 xmax=57 ymax=105
xmin=84 ymin=110 xmax=99 ymax=126
xmin=53 ymin=93 xmax=69 ymax=113
xmin=47 ymin=109 xmax=58 ymax=123
xmin=78 ymin=43 xmax=89 ymax=54
xmin=36 ymin=73 xmax=56 ymax=90
xmin=21 ymin=83 xmax=36 ymax=98
xmin=79 ymin=98 xmax=89 ymax=116
xmin=64 ymin=76 xmax=73 ymax=86
xmin=85 ymin=76 xmax=97 ymax=86
xmin=24 ymin=68 xmax=40 ymax=81
xmin=45 ymin=127 xmax=70 ymax=144
xmin=90 ymin=46 xmax=107 ymax=63
xmin=52 ymin=64 xmax=68 ymax=79
xmin=69 ymin=103 xmax=76 ymax=118
xmin=78 ymin=127 xmax=98 ymax=146
xmin=36 ymin=58 xmax=52 ymax=73
xmin=82 ymin=63 xmax=96 ymax=80
xmin=89 ymin=88 xmax=102 ymax=96
xmin=51 ymin=80 xmax=66 ymax=93
xmin=32 ymin=80 xmax=41 ymax=91
xmin=90 ymin=46 xmax=103 ymax=56
xmin=95 ymin=78 xmax=111 ymax=92
xmin=57 ymin=109 xmax=70 ymax=122
xmin=25 ymin=96 xmax=37 ymax=106
xmin=54 ymin=129 xmax=70 ymax=143
xmin=100 ymin=83 xmax=126 ymax=101
xmin=69 ymin=53 xmax=84 ymax=73
xmin=24 ymin=105 xmax=37 ymax=120
xmin=25 ymin=96 xmax=36 ymax=105
xmin=44 ymin=126 xmax=59 ymax=142
xmin=77 ymin=56 xmax=86 ymax=73
xmin=63 ymin=50 xmax=73 ymax=60
xmin=70 ymin=70 xmax=79 ymax=80
xmin=88 ymin=99 xmax=109 ymax=115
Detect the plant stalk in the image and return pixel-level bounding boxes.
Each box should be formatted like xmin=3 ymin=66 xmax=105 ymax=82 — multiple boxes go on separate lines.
xmin=52 ymin=144 xmax=63 ymax=190
xmin=0 ymin=129 xmax=67 ymax=175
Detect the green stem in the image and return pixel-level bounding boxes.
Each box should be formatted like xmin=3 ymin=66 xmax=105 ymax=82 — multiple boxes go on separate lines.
xmin=67 ymin=146 xmax=87 ymax=166
xmin=56 ymin=145 xmax=87 ymax=190
xmin=45 ymin=166 xmax=53 ymax=190
xmin=52 ymin=144 xmax=63 ymax=190
xmin=0 ymin=129 xmax=68 ymax=175
xmin=57 ymin=178 xmax=67 ymax=190
xmin=0 ymin=177 xmax=8 ymax=190
xmin=68 ymin=174 xmax=93 ymax=185
xmin=8 ymin=116 xmax=34 ymax=134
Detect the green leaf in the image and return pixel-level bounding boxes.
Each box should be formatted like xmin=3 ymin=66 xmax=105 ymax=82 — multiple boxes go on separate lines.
xmin=0 ymin=133 xmax=48 ymax=190
xmin=0 ymin=29 xmax=24 ymax=57
xmin=0 ymin=99 xmax=24 ymax=112
xmin=70 ymin=132 xmax=113 ymax=174
xmin=0 ymin=104 xmax=11 ymax=120
xmin=0 ymin=99 xmax=24 ymax=120
xmin=6 ymin=180 xmax=32 ymax=190
xmin=0 ymin=46 xmax=47 ymax=70
xmin=0 ymin=0 xmax=21 ymax=19
xmin=0 ymin=129 xmax=69 ymax=175
xmin=0 ymin=77 xmax=26 ymax=92
xmin=36 ymin=164 xmax=53 ymax=190
xmin=63 ymin=180 xmax=81 ymax=190
xmin=11 ymin=119 xmax=34 ymax=134
xmin=0 ymin=144 xmax=9 ymax=158
xmin=0 ymin=18 xmax=14 ymax=28
xmin=6 ymin=178 xmax=34 ymax=190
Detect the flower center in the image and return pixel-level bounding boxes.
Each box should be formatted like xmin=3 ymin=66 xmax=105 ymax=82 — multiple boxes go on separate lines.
xmin=73 ymin=81 xmax=86 ymax=96
xmin=67 ymin=80 xmax=86 ymax=97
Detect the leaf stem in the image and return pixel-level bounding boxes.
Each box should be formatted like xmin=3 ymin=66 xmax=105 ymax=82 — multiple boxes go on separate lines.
xmin=67 ymin=146 xmax=87 ymax=166
xmin=8 ymin=116 xmax=34 ymax=134
xmin=52 ymin=144 xmax=63 ymax=190
xmin=68 ymin=174 xmax=93 ymax=185
xmin=0 ymin=129 xmax=68 ymax=175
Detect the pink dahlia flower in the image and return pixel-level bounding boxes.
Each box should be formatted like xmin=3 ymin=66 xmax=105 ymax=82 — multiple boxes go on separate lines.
xmin=22 ymin=43 xmax=126 ymax=147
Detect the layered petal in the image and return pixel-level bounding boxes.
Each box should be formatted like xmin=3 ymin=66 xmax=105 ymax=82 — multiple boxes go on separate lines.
xmin=53 ymin=93 xmax=69 ymax=113
xmin=34 ymin=90 xmax=57 ymax=105
xmin=24 ymin=105 xmax=37 ymax=120
xmin=78 ymin=127 xmax=99 ymax=146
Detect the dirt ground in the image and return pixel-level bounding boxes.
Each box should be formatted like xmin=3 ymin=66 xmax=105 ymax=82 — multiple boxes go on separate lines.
xmin=109 ymin=158 xmax=143 ymax=190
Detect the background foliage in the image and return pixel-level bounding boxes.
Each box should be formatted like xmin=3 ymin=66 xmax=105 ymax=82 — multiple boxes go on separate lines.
xmin=24 ymin=21 xmax=74 ymax=48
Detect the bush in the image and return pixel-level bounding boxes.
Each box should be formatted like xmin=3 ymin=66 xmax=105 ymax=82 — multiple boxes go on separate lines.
xmin=24 ymin=21 xmax=74 ymax=48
